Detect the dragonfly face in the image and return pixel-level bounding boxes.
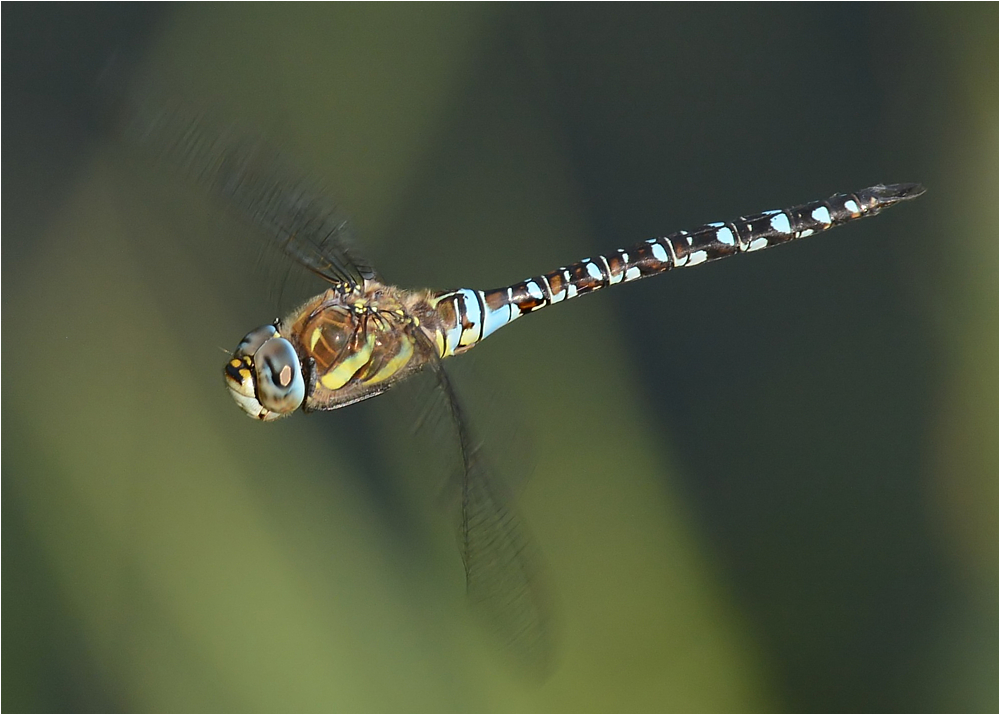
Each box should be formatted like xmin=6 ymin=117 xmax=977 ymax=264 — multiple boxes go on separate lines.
xmin=224 ymin=324 xmax=306 ymax=421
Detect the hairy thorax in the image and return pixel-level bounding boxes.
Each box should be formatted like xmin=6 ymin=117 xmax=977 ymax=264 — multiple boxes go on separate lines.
xmin=280 ymin=281 xmax=444 ymax=411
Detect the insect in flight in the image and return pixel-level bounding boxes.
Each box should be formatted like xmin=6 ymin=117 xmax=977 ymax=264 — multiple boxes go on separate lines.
xmin=128 ymin=101 xmax=924 ymax=670
xmin=226 ymin=182 xmax=926 ymax=422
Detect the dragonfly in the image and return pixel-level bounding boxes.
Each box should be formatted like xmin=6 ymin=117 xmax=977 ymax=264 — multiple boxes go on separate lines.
xmin=126 ymin=100 xmax=924 ymax=671
xmin=226 ymin=182 xmax=925 ymax=420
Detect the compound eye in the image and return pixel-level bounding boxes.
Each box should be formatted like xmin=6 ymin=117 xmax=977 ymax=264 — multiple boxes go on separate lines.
xmin=253 ymin=337 xmax=305 ymax=414
xmin=235 ymin=325 xmax=279 ymax=359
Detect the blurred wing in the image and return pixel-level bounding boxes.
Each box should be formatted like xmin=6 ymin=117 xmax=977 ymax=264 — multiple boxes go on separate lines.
xmin=461 ymin=440 xmax=553 ymax=673
xmin=424 ymin=359 xmax=554 ymax=674
xmin=119 ymin=97 xmax=376 ymax=290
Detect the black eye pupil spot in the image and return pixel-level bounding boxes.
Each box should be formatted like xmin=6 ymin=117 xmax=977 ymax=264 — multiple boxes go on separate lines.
xmin=263 ymin=355 xmax=294 ymax=390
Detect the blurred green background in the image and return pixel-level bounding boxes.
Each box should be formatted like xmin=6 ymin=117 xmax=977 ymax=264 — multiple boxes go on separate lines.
xmin=3 ymin=4 xmax=996 ymax=712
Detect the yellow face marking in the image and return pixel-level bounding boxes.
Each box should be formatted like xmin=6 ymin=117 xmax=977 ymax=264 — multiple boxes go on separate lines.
xmin=319 ymin=333 xmax=376 ymax=391
xmin=365 ymin=337 xmax=414 ymax=385
xmin=229 ymin=358 xmax=242 ymax=368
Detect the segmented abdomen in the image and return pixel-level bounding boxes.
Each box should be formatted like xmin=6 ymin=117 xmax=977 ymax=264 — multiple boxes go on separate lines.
xmin=430 ymin=184 xmax=924 ymax=357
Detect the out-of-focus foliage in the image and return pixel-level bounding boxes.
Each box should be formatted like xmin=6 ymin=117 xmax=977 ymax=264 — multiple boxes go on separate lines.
xmin=3 ymin=4 xmax=996 ymax=712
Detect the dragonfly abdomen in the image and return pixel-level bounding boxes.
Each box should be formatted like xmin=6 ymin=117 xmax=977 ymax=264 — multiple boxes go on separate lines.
xmin=429 ymin=184 xmax=924 ymax=358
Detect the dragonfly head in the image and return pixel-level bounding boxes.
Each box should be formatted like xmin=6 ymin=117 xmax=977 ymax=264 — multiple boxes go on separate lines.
xmin=224 ymin=324 xmax=305 ymax=421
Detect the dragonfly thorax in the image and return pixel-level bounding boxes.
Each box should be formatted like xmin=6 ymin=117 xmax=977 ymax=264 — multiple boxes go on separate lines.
xmin=279 ymin=285 xmax=433 ymax=412
xmin=224 ymin=324 xmax=306 ymax=421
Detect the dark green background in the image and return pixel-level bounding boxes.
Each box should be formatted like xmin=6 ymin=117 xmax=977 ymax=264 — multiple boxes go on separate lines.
xmin=4 ymin=4 xmax=996 ymax=711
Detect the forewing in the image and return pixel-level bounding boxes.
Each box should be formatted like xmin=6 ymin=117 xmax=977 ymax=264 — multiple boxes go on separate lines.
xmin=118 ymin=97 xmax=376 ymax=290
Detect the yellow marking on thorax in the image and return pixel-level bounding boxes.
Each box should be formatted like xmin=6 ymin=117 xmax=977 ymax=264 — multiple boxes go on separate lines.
xmin=309 ymin=327 xmax=323 ymax=352
xmin=365 ymin=337 xmax=415 ymax=385
xmin=319 ymin=333 xmax=376 ymax=391
xmin=433 ymin=330 xmax=447 ymax=358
